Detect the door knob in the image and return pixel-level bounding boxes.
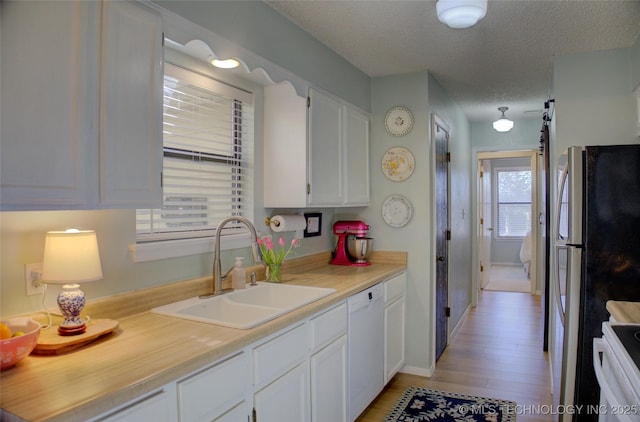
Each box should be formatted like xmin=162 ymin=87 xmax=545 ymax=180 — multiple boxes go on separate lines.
xmin=436 ymin=256 xmax=445 ymax=262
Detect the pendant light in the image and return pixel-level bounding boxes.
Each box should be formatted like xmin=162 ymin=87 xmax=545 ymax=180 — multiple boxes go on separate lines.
xmin=493 ymin=107 xmax=514 ymax=132
xmin=436 ymin=0 xmax=487 ymax=29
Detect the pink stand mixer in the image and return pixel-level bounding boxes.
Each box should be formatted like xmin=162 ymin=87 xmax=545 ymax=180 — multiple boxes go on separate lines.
xmin=330 ymin=221 xmax=373 ymax=266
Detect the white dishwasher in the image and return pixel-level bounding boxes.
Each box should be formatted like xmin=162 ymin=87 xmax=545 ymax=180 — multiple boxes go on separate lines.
xmin=348 ymin=283 xmax=384 ymax=421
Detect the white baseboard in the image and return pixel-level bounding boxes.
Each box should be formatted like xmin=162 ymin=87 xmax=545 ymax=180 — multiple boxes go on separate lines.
xmin=399 ymin=364 xmax=433 ymax=377
xmin=448 ymin=304 xmax=470 ymax=344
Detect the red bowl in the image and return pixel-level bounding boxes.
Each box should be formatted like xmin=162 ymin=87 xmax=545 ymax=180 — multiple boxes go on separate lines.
xmin=0 ymin=317 xmax=41 ymax=370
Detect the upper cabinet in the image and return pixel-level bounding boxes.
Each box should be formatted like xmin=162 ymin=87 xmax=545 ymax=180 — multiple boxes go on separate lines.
xmin=0 ymin=0 xmax=163 ymax=211
xmin=263 ymin=85 xmax=370 ymax=208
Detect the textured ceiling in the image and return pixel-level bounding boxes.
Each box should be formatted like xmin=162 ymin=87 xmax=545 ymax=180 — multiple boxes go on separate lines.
xmin=265 ymin=0 xmax=640 ymax=122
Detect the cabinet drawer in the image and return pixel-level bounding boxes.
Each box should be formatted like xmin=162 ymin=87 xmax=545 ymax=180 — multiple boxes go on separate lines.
xmin=309 ymin=301 xmax=347 ymax=351
xmin=385 ymin=272 xmax=407 ymax=304
xmin=253 ymin=323 xmax=307 ymax=388
xmin=177 ymin=352 xmax=249 ymax=422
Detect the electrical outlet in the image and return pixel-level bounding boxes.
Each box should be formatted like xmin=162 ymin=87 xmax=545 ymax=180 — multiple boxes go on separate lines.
xmin=24 ymin=263 xmax=44 ymax=296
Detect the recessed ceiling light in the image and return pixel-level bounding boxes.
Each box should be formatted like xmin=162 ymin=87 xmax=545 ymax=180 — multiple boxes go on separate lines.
xmin=210 ymin=58 xmax=240 ymax=69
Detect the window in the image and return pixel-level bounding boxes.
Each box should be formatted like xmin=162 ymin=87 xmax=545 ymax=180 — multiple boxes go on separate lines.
xmin=136 ymin=63 xmax=254 ymax=244
xmin=495 ymin=167 xmax=531 ymax=238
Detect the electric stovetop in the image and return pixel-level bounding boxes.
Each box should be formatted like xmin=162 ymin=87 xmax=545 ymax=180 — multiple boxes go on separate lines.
xmin=612 ymin=325 xmax=640 ymax=372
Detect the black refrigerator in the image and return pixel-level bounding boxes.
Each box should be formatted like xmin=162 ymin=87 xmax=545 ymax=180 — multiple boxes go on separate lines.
xmin=551 ymin=144 xmax=640 ymax=421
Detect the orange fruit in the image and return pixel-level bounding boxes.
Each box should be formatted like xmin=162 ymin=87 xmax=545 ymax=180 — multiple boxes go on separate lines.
xmin=0 ymin=323 xmax=11 ymax=340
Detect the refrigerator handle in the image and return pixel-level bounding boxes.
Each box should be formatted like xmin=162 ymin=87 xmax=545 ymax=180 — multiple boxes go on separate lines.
xmin=554 ymin=245 xmax=567 ymax=326
xmin=555 ymin=161 xmax=569 ymax=241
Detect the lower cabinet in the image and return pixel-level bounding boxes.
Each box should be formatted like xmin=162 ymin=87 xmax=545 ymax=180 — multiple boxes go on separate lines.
xmin=93 ymin=386 xmax=177 ymax=422
xmin=384 ymin=272 xmax=407 ymax=383
xmin=89 ymin=276 xmax=406 ymax=422
xmin=254 ymin=361 xmax=310 ymax=422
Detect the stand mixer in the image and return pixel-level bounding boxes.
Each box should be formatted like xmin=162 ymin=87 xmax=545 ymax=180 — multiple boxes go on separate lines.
xmin=330 ymin=221 xmax=373 ymax=266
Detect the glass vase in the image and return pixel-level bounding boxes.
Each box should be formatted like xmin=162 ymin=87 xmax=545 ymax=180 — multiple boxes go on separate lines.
xmin=266 ymin=263 xmax=282 ymax=282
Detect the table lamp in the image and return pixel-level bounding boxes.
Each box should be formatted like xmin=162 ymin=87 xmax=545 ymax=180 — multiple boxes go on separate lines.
xmin=41 ymin=229 xmax=103 ymax=336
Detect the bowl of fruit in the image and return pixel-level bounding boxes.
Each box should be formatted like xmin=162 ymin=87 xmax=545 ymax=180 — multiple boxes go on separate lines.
xmin=0 ymin=317 xmax=41 ymax=370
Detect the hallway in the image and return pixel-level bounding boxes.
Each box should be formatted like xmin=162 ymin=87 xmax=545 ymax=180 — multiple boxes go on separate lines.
xmin=358 ymin=291 xmax=553 ymax=422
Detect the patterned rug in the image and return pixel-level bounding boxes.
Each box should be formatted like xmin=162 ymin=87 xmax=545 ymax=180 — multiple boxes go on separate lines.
xmin=384 ymin=387 xmax=517 ymax=421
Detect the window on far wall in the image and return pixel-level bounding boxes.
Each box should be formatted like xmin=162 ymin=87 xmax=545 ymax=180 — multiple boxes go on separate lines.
xmin=495 ymin=167 xmax=531 ymax=238
xmin=136 ymin=63 xmax=254 ymax=243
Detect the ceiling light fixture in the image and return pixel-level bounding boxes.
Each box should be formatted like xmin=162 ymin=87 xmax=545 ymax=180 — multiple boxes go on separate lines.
xmin=493 ymin=106 xmax=514 ymax=132
xmin=209 ymin=56 xmax=240 ymax=69
xmin=436 ymin=0 xmax=487 ymax=29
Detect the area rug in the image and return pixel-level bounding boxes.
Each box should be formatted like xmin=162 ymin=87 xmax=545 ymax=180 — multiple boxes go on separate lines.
xmin=384 ymin=387 xmax=517 ymax=422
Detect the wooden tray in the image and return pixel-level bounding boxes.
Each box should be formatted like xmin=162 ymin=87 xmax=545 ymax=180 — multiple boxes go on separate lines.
xmin=33 ymin=318 xmax=119 ymax=355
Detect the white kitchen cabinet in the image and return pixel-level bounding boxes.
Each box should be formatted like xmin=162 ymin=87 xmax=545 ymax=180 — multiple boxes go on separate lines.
xmin=309 ymin=303 xmax=348 ymax=422
xmin=384 ymin=272 xmax=407 ymax=383
xmin=343 ymin=105 xmax=370 ymax=205
xmin=177 ymin=352 xmax=250 ymax=422
xmin=307 ymin=88 xmax=343 ymax=206
xmin=0 ymin=0 xmax=162 ymax=210
xmin=263 ymin=83 xmax=369 ymax=208
xmin=92 ymin=385 xmax=177 ymax=422
xmin=98 ymin=0 xmax=164 ymax=208
xmin=254 ymin=361 xmax=310 ymax=422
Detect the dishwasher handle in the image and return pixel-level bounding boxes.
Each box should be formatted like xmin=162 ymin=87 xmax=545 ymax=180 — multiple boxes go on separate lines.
xmin=348 ymin=284 xmax=384 ymax=313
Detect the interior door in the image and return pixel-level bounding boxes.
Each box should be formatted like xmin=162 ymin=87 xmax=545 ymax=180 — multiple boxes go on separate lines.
xmin=478 ymin=160 xmax=492 ymax=289
xmin=433 ymin=116 xmax=449 ymax=361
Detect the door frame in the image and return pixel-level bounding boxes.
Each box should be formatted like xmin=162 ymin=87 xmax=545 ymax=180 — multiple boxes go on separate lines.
xmin=474 ymin=149 xmax=539 ymax=303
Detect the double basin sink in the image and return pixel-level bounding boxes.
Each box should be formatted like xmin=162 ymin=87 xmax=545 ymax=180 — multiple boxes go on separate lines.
xmin=152 ymin=282 xmax=336 ymax=329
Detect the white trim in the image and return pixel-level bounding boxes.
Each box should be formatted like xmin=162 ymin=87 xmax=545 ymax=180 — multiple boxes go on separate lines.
xmin=399 ymin=365 xmax=433 ymax=377
xmin=448 ymin=304 xmax=470 ymax=344
xmin=128 ymin=232 xmax=251 ymax=263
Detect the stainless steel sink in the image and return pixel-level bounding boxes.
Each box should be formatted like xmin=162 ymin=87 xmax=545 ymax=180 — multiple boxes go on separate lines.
xmin=151 ymin=282 xmax=336 ymax=329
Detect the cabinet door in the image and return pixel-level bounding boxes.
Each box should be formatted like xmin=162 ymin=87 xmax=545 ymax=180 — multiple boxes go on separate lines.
xmin=254 ymin=361 xmax=310 ymax=422
xmin=98 ymin=0 xmax=163 ymax=207
xmin=93 ymin=386 xmax=177 ymax=422
xmin=310 ymin=335 xmax=348 ymax=422
xmin=0 ymin=0 xmax=99 ymax=210
xmin=308 ymin=88 xmax=342 ymax=206
xmin=385 ymin=297 xmax=406 ymax=383
xmin=263 ymin=83 xmax=308 ymax=208
xmin=177 ymin=352 xmax=250 ymax=422
xmin=343 ymin=106 xmax=370 ymax=206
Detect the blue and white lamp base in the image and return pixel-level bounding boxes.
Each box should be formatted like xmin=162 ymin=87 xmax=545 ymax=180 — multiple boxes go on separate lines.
xmin=57 ymin=284 xmax=87 ymax=335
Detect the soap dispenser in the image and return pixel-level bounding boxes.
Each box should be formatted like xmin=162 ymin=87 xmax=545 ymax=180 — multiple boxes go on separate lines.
xmin=231 ymin=257 xmax=246 ymax=290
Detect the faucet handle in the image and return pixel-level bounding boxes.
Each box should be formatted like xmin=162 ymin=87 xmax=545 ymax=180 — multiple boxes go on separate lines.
xmin=249 ymin=272 xmax=258 ymax=286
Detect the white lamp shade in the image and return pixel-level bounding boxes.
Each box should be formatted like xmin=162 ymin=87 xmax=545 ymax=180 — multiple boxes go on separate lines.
xmin=436 ymin=0 xmax=487 ymax=29
xmin=42 ymin=229 xmax=103 ymax=284
xmin=493 ymin=118 xmax=514 ymax=132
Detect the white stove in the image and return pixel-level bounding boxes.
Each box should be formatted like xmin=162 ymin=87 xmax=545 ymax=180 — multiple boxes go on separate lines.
xmin=593 ymin=323 xmax=640 ymax=422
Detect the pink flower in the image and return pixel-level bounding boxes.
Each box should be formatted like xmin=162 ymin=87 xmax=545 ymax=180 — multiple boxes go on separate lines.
xmin=279 ymin=237 xmax=285 ymax=247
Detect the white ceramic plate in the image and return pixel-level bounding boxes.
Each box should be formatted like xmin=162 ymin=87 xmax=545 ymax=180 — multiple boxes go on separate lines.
xmin=384 ymin=106 xmax=413 ymax=137
xmin=381 ymin=147 xmax=415 ymax=182
xmin=381 ymin=194 xmax=412 ymax=228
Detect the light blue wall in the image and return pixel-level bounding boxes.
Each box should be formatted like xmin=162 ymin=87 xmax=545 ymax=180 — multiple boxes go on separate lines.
xmin=155 ymin=0 xmax=371 ymax=112
xmin=0 ymin=1 xmax=365 ymax=317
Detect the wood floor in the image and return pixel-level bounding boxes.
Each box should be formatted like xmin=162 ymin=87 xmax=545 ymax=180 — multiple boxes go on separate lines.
xmin=357 ymin=290 xmax=553 ymax=421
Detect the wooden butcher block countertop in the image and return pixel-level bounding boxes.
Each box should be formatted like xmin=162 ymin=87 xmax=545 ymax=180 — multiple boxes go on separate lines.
xmin=606 ymin=300 xmax=640 ymax=324
xmin=0 ymin=251 xmax=406 ymax=422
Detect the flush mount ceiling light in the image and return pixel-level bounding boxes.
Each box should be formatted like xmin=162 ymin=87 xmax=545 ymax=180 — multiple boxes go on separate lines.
xmin=209 ymin=56 xmax=240 ymax=69
xmin=436 ymin=0 xmax=487 ymax=29
xmin=493 ymin=106 xmax=514 ymax=132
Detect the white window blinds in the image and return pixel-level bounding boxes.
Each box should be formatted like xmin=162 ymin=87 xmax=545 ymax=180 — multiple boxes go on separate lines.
xmin=136 ymin=63 xmax=254 ymax=242
xmin=495 ymin=168 xmax=531 ymax=238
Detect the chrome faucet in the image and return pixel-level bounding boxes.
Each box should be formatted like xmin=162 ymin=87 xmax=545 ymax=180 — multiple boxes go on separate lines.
xmin=200 ymin=216 xmax=261 ymax=298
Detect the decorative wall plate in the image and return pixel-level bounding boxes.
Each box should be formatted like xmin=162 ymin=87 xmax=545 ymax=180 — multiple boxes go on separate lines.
xmin=381 ymin=147 xmax=415 ymax=182
xmin=385 ymin=106 xmax=414 ymax=137
xmin=382 ymin=194 xmax=412 ymax=228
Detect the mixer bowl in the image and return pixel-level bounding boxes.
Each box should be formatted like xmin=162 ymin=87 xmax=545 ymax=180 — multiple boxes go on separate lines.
xmin=348 ymin=237 xmax=373 ymax=262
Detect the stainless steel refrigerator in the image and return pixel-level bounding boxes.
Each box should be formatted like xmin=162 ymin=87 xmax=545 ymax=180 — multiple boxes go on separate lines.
xmin=551 ymin=144 xmax=640 ymax=421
